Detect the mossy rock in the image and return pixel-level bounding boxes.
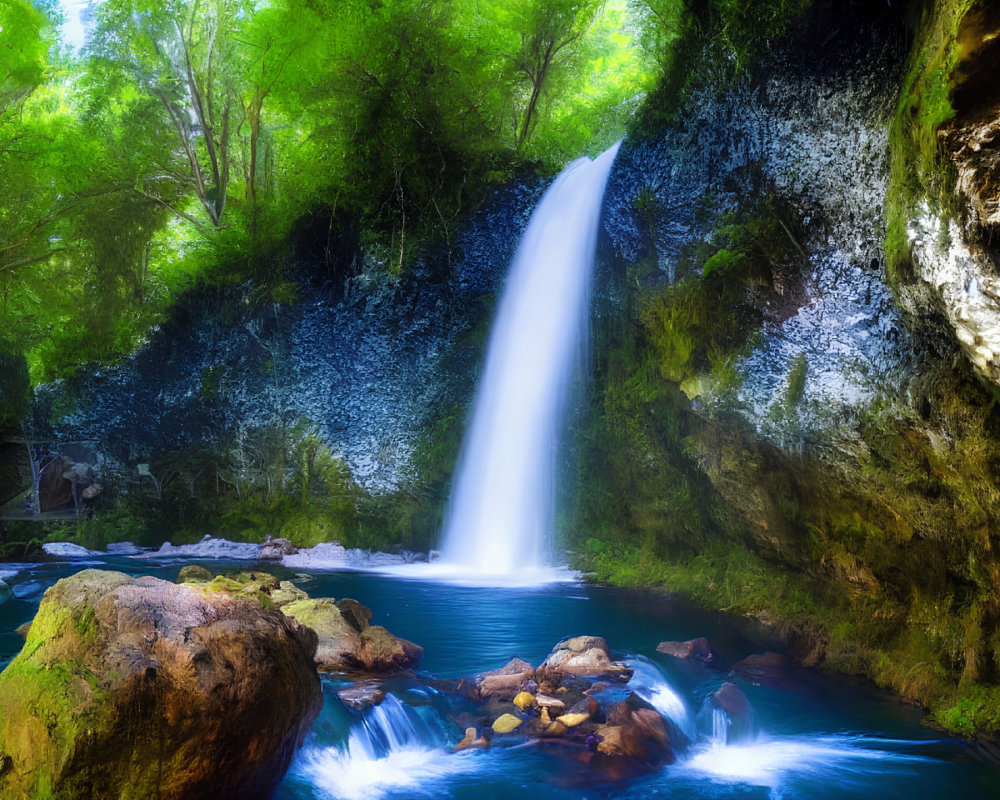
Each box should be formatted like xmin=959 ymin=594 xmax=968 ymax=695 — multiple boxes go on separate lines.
xmin=280 ymin=598 xmax=362 ymax=670
xmin=177 ymin=565 xmax=213 ymax=583
xmin=0 ymin=569 xmax=321 ymax=800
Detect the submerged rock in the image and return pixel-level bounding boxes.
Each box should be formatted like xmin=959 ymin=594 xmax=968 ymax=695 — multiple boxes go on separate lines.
xmin=337 ymin=681 xmax=386 ymax=711
xmin=656 ymin=637 xmax=712 ymax=662
xmin=0 ymin=569 xmax=321 ymax=800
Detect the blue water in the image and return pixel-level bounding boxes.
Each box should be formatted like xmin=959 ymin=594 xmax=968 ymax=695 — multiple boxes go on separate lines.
xmin=2 ymin=555 xmax=999 ymax=799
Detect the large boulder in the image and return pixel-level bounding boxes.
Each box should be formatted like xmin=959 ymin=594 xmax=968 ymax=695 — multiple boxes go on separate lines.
xmin=541 ymin=635 xmax=631 ymax=678
xmin=0 ymin=569 xmax=321 ymax=800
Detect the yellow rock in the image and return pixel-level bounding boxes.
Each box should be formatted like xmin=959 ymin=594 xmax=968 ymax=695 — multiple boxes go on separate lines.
xmin=513 ymin=691 xmax=536 ymax=710
xmin=556 ymin=712 xmax=589 ymax=728
xmin=539 ymin=707 xmax=551 ymax=726
xmin=542 ymin=720 xmax=568 ymax=737
xmin=492 ymin=713 xmax=524 ymax=734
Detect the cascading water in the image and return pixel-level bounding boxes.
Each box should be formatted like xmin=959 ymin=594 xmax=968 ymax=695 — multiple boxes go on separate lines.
xmin=438 ymin=141 xmax=622 ymax=580
xmin=294 ymin=694 xmax=473 ymax=800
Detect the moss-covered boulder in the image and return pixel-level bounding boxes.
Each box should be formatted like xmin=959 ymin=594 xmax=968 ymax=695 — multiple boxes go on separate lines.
xmin=280 ymin=598 xmax=422 ymax=673
xmin=280 ymin=598 xmax=362 ymax=669
xmin=0 ymin=569 xmax=321 ymax=800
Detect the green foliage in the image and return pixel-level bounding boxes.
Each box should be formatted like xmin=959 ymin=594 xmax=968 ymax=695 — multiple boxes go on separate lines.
xmin=0 ymin=344 xmax=29 ymax=432
xmin=885 ymin=0 xmax=974 ymax=285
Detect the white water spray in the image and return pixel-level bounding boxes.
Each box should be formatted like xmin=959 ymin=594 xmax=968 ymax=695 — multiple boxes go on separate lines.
xmin=437 ymin=142 xmax=621 ymax=580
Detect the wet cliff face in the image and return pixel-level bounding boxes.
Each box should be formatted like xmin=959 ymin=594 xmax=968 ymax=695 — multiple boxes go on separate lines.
xmin=576 ymin=1 xmax=1000 ymax=737
xmin=29 ymin=178 xmax=543 ymax=495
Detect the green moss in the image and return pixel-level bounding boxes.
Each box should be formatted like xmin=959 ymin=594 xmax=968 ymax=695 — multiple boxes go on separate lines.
xmin=885 ymin=0 xmax=974 ymax=286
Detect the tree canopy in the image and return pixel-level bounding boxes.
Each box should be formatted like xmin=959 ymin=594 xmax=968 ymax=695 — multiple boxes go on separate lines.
xmin=0 ymin=0 xmax=829 ymax=385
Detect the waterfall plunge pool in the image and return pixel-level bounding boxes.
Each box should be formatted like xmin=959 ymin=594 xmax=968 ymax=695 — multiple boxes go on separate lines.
xmin=1 ymin=555 xmax=998 ymax=799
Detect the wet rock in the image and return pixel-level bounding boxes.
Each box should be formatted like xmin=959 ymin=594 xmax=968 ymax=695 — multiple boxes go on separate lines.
xmin=453 ymin=727 xmax=489 ymax=752
xmin=177 ymin=564 xmax=214 ymax=583
xmin=270 ymin=580 xmax=308 ymax=608
xmin=541 ymin=635 xmax=631 ymax=678
xmin=357 ymin=626 xmax=423 ymax=672
xmin=491 ymin=713 xmax=523 ymax=734
xmin=281 ymin=598 xmax=362 ymax=670
xmin=336 ymin=598 xmax=373 ymax=632
xmin=476 ymin=657 xmax=535 ymax=698
xmin=259 ymin=537 xmax=298 ymax=560
xmin=0 ymin=569 xmax=321 ymax=800
xmin=535 ymin=693 xmax=566 ymax=713
xmin=656 ymin=637 xmax=712 ymax=662
xmin=513 ymin=691 xmax=535 ymax=709
xmin=337 ymin=682 xmax=385 ymax=711
xmin=557 ymin=712 xmax=590 ymax=728
xmin=732 ymin=652 xmax=792 ymax=687
xmin=704 ymin=681 xmax=754 ymax=743
xmin=14 ymin=622 xmax=30 ymax=639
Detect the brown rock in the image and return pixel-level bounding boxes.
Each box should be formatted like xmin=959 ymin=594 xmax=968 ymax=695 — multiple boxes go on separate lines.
xmin=281 ymin=598 xmax=362 ymax=670
xmin=0 ymin=569 xmax=321 ymax=800
xmin=452 ymin=727 xmax=489 ymax=752
xmin=476 ymin=657 xmax=535 ymax=698
xmin=534 ymin=693 xmax=566 ymax=713
xmin=732 ymin=651 xmax=791 ymax=687
xmin=656 ymin=637 xmax=712 ymax=661
xmin=541 ymin=635 xmax=631 ymax=678
xmin=336 ymin=598 xmax=373 ymax=632
xmin=357 ymin=626 xmax=423 ymax=672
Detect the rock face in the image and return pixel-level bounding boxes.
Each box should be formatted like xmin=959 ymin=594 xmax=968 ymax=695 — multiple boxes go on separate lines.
xmin=0 ymin=569 xmax=321 ymax=800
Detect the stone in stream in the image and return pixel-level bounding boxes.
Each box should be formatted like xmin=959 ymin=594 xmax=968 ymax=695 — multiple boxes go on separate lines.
xmin=336 ymin=598 xmax=373 ymax=632
xmin=706 ymin=681 xmax=754 ymax=742
xmin=492 ymin=713 xmax=524 ymax=734
xmin=357 ymin=625 xmax=424 ymax=672
xmin=0 ymin=569 xmax=321 ymax=800
xmin=337 ymin=682 xmax=386 ymax=711
xmin=732 ymin=651 xmax=795 ymax=688
xmin=453 ymin=727 xmax=489 ymax=752
xmin=656 ymin=637 xmax=713 ymax=662
xmin=177 ymin=564 xmax=214 ymax=583
xmin=475 ymin=657 xmax=535 ymax=698
xmin=541 ymin=635 xmax=632 ymax=679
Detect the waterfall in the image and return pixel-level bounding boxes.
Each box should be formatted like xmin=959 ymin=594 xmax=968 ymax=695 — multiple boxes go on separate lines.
xmin=295 ymin=694 xmax=473 ymax=800
xmin=438 ymin=141 xmax=621 ymax=579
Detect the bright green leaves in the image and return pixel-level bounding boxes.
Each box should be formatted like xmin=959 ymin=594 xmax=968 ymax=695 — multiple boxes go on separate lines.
xmin=0 ymin=0 xmax=51 ymax=115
